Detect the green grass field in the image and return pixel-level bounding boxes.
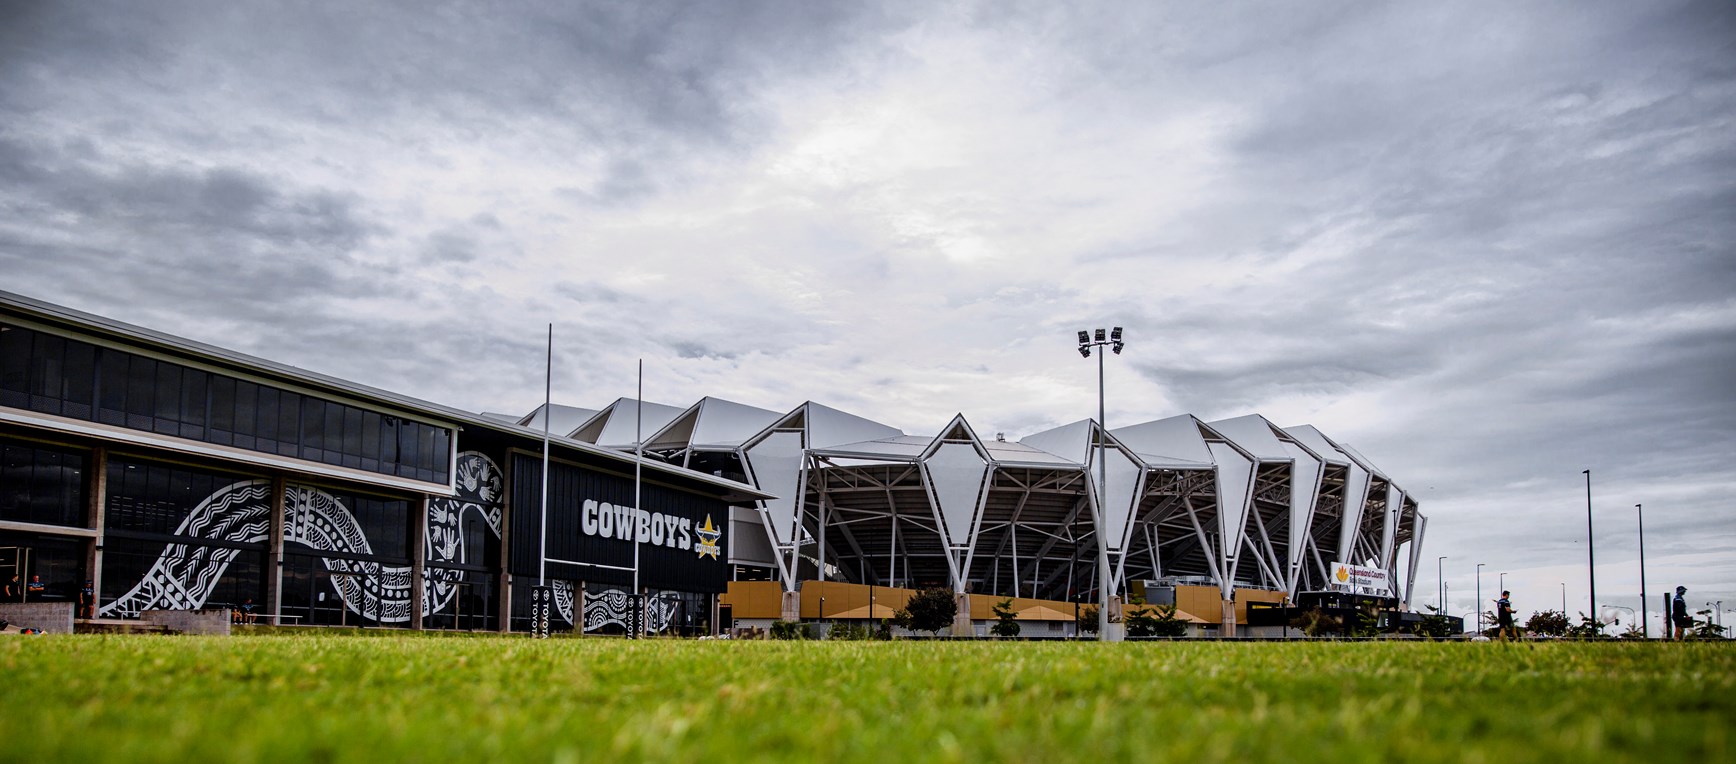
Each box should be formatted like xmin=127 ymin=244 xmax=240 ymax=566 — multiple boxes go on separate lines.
xmin=1 ymin=635 xmax=1730 ymax=763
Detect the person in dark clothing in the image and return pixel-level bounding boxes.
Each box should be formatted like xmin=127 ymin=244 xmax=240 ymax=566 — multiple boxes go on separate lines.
xmin=78 ymin=580 xmax=95 ymax=619
xmin=1673 ymin=586 xmax=1692 ymax=641
xmin=25 ymin=575 xmax=44 ymax=598
xmin=2 ymin=575 xmax=16 ymax=602
xmin=1496 ymin=591 xmax=1517 ymax=641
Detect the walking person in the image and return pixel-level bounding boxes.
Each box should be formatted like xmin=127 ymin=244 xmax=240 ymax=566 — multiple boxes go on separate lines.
xmin=1496 ymin=591 xmax=1517 ymax=641
xmin=2 ymin=574 xmax=17 ymax=602
xmin=1672 ymin=586 xmax=1691 ymax=641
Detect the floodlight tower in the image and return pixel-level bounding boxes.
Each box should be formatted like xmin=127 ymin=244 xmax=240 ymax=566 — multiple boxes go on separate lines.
xmin=1077 ymin=327 xmax=1124 ymax=642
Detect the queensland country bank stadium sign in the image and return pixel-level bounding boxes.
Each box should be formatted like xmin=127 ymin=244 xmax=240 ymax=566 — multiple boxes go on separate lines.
xmin=509 ymin=453 xmax=729 ymax=593
xmin=1327 ymin=561 xmax=1394 ymax=598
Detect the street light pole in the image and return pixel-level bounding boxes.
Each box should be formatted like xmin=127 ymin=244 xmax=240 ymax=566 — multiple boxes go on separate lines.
xmin=1077 ymin=327 xmax=1125 ymax=643
xmin=1560 ymin=582 xmax=1566 ymax=615
xmin=1583 ymin=469 xmax=1597 ymax=634
xmin=1476 ymin=563 xmax=1485 ymax=634
xmin=1437 ymin=556 xmax=1447 ymax=612
xmin=1636 ymin=503 xmax=1648 ymax=639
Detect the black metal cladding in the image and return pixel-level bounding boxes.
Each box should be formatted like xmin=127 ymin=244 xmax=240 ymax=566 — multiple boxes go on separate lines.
xmin=0 ymin=322 xmax=451 ymax=484
xmin=509 ymin=453 xmax=728 ymax=594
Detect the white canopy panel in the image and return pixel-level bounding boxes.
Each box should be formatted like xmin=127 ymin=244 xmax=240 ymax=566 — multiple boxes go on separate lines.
xmin=1111 ymin=415 xmax=1216 ymax=467
xmin=1281 ymin=425 xmax=1351 ymax=467
xmin=1206 ymin=414 xmax=1292 ymax=461
xmin=1019 ymin=419 xmax=1094 ymax=465
xmin=572 ymin=397 xmax=685 ymax=447
xmin=688 ymin=397 xmax=783 ymax=449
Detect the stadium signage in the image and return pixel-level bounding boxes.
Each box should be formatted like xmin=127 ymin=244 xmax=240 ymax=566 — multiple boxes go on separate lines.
xmin=509 ymin=452 xmax=730 ymax=592
xmin=579 ymin=499 xmax=723 ymax=560
xmin=1328 ymin=561 xmax=1394 ymax=597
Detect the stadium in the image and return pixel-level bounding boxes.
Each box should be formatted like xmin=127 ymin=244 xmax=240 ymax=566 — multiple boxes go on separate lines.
xmin=0 ymin=290 xmax=1424 ymax=638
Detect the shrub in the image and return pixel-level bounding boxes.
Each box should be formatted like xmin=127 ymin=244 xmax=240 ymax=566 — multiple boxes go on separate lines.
xmin=1290 ymin=608 xmax=1339 ymax=637
xmin=827 ymin=622 xmax=870 ymax=641
xmin=1126 ymin=605 xmax=1188 ymax=638
xmin=770 ymin=620 xmax=813 ymax=640
xmin=894 ymin=588 xmax=958 ymax=635
xmin=1565 ymin=613 xmax=1607 ymax=640
xmin=1524 ymin=609 xmax=1570 ymax=637
xmin=1076 ymin=605 xmax=1099 ymax=635
xmin=990 ymin=598 xmax=1021 ymax=638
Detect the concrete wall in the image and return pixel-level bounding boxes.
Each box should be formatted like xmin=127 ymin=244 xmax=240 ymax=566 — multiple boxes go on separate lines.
xmin=142 ymin=608 xmax=231 ymax=636
xmin=0 ymin=602 xmax=76 ymax=634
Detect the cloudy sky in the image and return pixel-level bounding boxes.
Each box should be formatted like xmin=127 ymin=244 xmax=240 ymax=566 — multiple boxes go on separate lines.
xmin=3 ymin=0 xmax=1732 ymax=628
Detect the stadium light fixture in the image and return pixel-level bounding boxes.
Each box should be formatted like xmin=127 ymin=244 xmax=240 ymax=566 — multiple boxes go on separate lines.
xmin=1075 ymin=326 xmax=1127 ymax=641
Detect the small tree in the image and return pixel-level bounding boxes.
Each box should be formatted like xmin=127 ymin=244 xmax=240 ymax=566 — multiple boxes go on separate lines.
xmin=990 ymin=598 xmax=1021 ymax=638
xmin=1411 ymin=606 xmax=1454 ymax=639
xmin=894 ymin=588 xmax=958 ymax=636
xmin=1565 ymin=612 xmax=1607 ymax=639
xmin=1525 ymin=609 xmax=1570 ymax=637
xmin=1076 ymin=605 xmax=1099 ymax=635
xmin=1126 ymin=605 xmax=1188 ymax=638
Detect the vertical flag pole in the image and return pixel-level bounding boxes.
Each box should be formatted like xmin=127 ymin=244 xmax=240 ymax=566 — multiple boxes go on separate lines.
xmin=533 ymin=324 xmax=553 ymax=639
xmin=632 ymin=358 xmax=644 ymax=638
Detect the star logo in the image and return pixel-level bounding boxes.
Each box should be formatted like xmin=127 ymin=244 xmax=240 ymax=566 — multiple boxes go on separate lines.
xmin=695 ymin=514 xmax=722 ymax=560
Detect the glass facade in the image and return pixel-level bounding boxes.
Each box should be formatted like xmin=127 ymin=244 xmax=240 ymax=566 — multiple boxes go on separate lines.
xmin=0 ymin=436 xmax=87 ymax=528
xmin=279 ymin=484 xmax=412 ymax=627
xmin=0 ymin=322 xmax=451 ymax=484
xmin=0 ymin=532 xmax=85 ymax=602
xmin=101 ymin=457 xmax=267 ymax=612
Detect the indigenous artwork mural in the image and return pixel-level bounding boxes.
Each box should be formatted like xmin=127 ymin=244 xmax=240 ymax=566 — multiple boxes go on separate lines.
xmin=423 ymin=453 xmax=504 ymax=615
xmin=101 ymin=452 xmax=504 ymax=621
xmin=549 ymin=581 xmax=680 ymax=634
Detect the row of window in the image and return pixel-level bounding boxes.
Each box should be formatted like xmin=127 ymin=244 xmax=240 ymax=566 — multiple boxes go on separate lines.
xmin=104 ymin=457 xmax=414 ymax=561
xmin=0 ymin=323 xmax=451 ymax=484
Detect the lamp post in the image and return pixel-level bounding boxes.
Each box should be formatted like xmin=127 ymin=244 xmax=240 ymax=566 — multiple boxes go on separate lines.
xmin=1636 ymin=503 xmax=1648 ymax=639
xmin=1560 ymin=583 xmax=1566 ymax=615
xmin=1476 ymin=563 xmax=1485 ymax=633
xmin=1583 ymin=470 xmax=1597 ymax=634
xmin=1499 ymin=572 xmax=1506 ymax=593
xmin=1437 ymin=556 xmax=1447 ymax=613
xmin=1077 ymin=327 xmax=1125 ymax=642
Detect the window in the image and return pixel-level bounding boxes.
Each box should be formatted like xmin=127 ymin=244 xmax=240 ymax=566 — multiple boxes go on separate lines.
xmin=0 ymin=325 xmax=29 ymax=408
xmin=125 ymin=355 xmax=156 ymax=426
xmin=97 ymin=348 xmax=128 ymax=425
xmin=60 ymin=339 xmax=96 ymax=419
xmin=208 ymin=375 xmax=235 ymax=445
xmin=27 ymin=332 xmax=66 ymax=416
xmin=342 ymin=406 xmax=363 ymax=470
xmin=0 ymin=437 xmax=88 ymax=528
xmin=274 ymin=391 xmax=300 ymax=458
xmin=179 ymin=368 xmax=207 ymax=440
xmin=0 ymin=323 xmax=453 ymax=485
xmin=300 ymin=398 xmax=325 ymax=463
xmin=152 ymin=360 xmax=181 ymax=434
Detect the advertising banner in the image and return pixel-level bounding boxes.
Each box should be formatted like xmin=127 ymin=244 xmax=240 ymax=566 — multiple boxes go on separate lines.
xmin=1327 ymin=561 xmax=1394 ymax=598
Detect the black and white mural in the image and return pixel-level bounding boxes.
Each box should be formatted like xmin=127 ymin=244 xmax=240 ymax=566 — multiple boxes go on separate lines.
xmin=548 ymin=581 xmax=681 ymax=634
xmin=101 ymin=452 xmax=504 ymax=621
